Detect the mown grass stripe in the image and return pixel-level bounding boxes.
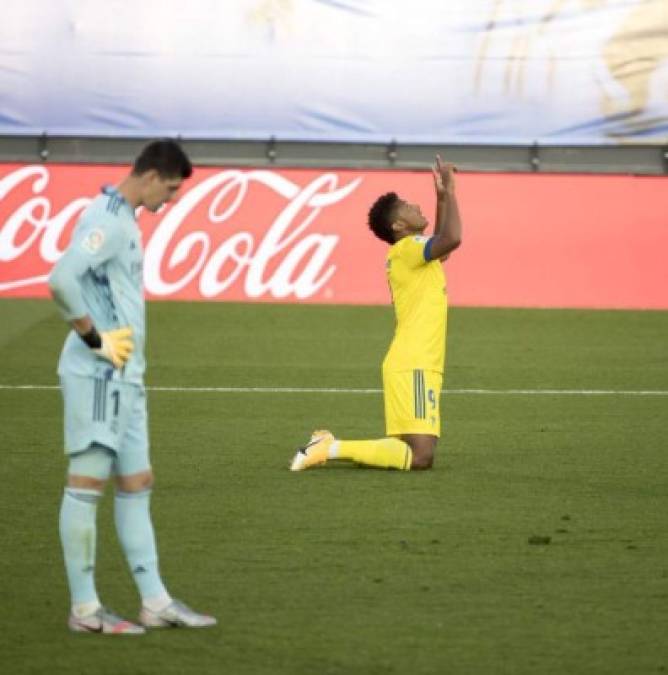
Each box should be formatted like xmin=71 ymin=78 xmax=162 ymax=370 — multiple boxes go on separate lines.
xmin=2 ymin=384 xmax=668 ymax=396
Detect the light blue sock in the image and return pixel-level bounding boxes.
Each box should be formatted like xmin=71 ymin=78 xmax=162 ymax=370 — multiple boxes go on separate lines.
xmin=114 ymin=490 xmax=168 ymax=601
xmin=59 ymin=488 xmax=102 ymax=606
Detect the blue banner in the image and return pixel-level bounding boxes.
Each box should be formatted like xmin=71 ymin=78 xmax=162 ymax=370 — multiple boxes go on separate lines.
xmin=1 ymin=0 xmax=666 ymax=144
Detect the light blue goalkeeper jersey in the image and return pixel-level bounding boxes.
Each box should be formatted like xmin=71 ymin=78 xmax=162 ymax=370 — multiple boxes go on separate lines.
xmin=49 ymin=186 xmax=145 ymax=384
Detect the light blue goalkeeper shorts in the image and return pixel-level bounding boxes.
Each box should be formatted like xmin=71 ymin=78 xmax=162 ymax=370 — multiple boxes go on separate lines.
xmin=59 ymin=374 xmax=150 ymax=476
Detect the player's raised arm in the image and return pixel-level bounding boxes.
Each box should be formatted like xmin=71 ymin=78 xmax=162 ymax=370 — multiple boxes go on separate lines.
xmin=427 ymin=155 xmax=462 ymax=261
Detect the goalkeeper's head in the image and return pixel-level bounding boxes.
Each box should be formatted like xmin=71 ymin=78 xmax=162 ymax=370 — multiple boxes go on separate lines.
xmin=130 ymin=139 xmax=193 ymax=212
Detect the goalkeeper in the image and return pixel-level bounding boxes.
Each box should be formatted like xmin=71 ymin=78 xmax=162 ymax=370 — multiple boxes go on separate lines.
xmin=49 ymin=140 xmax=215 ymax=634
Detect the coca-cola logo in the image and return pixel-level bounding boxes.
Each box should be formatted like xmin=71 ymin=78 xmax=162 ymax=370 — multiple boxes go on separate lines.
xmin=0 ymin=166 xmax=90 ymax=291
xmin=0 ymin=165 xmax=362 ymax=300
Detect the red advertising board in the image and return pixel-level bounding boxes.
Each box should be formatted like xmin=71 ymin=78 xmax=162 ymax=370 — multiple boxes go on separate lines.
xmin=0 ymin=163 xmax=666 ymax=309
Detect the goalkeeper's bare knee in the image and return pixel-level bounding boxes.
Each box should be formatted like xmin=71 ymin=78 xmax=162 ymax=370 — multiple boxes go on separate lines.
xmin=116 ymin=470 xmax=154 ymax=493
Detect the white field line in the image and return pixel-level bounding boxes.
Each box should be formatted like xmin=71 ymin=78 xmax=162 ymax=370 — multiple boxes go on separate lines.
xmin=1 ymin=384 xmax=667 ymax=396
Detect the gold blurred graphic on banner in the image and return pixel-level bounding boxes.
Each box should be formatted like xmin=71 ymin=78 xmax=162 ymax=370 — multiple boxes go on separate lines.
xmin=247 ymin=0 xmax=295 ymax=41
xmin=474 ymin=0 xmax=668 ymax=140
xmin=601 ymin=0 xmax=668 ymax=137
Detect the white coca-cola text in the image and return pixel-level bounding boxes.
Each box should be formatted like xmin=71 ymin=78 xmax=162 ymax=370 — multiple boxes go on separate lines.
xmin=0 ymin=166 xmax=362 ymax=300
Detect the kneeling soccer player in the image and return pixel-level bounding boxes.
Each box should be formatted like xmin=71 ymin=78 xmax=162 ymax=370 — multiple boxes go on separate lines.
xmin=291 ymin=156 xmax=462 ymax=472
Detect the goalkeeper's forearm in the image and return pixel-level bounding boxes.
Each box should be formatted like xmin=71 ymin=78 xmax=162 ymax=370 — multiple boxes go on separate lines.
xmin=72 ymin=316 xmax=95 ymax=339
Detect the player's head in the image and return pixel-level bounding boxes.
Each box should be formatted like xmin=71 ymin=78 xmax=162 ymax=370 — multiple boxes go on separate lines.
xmin=368 ymin=192 xmax=428 ymax=244
xmin=132 ymin=139 xmax=193 ymax=212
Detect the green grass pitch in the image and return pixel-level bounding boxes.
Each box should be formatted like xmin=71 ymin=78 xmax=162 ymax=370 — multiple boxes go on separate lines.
xmin=1 ymin=298 xmax=667 ymax=675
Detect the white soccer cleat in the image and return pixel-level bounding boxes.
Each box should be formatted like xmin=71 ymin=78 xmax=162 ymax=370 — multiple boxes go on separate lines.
xmin=68 ymin=606 xmax=146 ymax=635
xmin=139 ymin=599 xmax=217 ymax=628
xmin=290 ymin=430 xmax=335 ymax=471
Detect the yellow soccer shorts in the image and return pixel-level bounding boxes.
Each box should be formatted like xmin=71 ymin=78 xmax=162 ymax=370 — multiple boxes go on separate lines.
xmin=383 ymin=369 xmax=443 ymax=437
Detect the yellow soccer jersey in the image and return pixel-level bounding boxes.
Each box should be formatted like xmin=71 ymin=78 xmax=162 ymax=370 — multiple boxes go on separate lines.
xmin=382 ymin=235 xmax=447 ymax=373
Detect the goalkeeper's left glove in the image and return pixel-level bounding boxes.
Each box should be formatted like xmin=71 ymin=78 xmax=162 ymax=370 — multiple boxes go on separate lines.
xmin=80 ymin=326 xmax=134 ymax=368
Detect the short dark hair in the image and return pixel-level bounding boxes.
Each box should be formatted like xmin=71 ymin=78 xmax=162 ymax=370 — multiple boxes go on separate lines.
xmin=368 ymin=191 xmax=400 ymax=244
xmin=132 ymin=139 xmax=192 ymax=179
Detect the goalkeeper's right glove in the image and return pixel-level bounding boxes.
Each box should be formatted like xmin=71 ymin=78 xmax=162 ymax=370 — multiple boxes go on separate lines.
xmin=80 ymin=326 xmax=134 ymax=368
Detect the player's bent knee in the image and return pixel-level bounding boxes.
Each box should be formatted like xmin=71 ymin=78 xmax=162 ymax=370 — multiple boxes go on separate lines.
xmin=411 ymin=450 xmax=434 ymax=470
xmin=116 ymin=469 xmax=154 ymax=493
xmin=402 ymin=434 xmax=437 ymax=470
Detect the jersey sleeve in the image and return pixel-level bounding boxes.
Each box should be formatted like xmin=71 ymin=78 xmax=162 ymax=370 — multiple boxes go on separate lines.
xmin=48 ymin=218 xmax=124 ymax=321
xmin=397 ymin=236 xmax=433 ymax=269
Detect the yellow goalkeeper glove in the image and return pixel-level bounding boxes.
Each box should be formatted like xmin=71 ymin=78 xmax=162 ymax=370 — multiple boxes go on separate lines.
xmin=81 ymin=326 xmax=134 ymax=368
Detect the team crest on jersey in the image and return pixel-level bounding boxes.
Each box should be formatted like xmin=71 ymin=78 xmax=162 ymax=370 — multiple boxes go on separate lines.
xmin=81 ymin=228 xmax=105 ymax=254
xmin=413 ymin=236 xmax=428 ymax=243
